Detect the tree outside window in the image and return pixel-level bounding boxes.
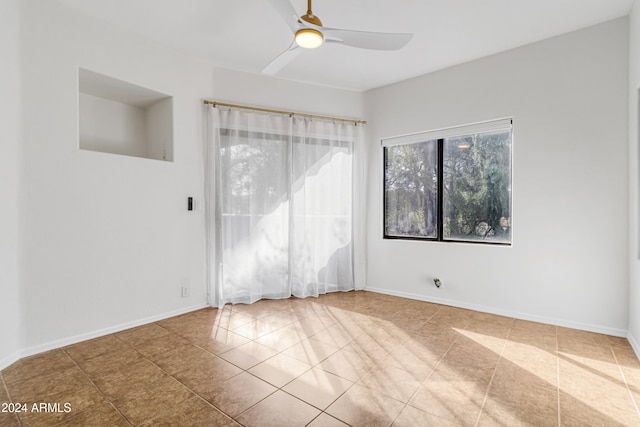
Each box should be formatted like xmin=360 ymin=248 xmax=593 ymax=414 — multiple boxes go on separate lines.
xmin=383 ymin=120 xmax=512 ymax=245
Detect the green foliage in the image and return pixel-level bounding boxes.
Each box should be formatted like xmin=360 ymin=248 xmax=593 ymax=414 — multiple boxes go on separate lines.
xmin=384 ymin=140 xmax=438 ymax=237
xmin=384 ymin=130 xmax=511 ymax=243
xmin=443 ymin=131 xmax=511 ymax=242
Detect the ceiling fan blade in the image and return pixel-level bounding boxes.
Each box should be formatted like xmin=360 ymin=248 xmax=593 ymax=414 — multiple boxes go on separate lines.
xmin=323 ymin=28 xmax=413 ymax=50
xmin=262 ymin=42 xmax=301 ymax=75
xmin=266 ymin=0 xmax=300 ymax=34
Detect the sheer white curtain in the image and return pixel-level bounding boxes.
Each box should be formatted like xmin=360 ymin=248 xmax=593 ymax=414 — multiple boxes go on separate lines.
xmin=206 ymin=106 xmax=366 ymax=307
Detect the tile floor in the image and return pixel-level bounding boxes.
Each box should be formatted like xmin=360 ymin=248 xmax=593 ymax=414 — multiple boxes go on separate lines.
xmin=1 ymin=291 xmax=640 ymax=426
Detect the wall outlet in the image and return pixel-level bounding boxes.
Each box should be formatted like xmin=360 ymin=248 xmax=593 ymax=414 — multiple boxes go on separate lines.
xmin=181 ymin=286 xmax=190 ymax=298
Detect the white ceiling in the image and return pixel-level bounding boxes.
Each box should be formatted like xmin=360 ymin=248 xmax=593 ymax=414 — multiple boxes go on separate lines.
xmin=57 ymin=0 xmax=633 ymax=92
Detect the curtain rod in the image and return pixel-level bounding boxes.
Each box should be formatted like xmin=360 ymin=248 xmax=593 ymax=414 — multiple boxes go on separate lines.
xmin=203 ymin=100 xmax=367 ymax=125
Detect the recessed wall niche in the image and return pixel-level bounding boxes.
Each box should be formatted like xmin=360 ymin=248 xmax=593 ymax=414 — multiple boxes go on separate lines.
xmin=78 ymin=68 xmax=173 ymax=161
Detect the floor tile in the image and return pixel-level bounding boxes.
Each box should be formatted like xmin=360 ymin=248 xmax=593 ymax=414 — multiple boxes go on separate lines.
xmin=503 ymin=335 xmax=557 ymax=362
xmin=317 ymin=348 xmax=375 ymax=382
xmin=478 ymin=399 xmax=558 ymax=427
xmin=73 ymin=347 xmax=144 ymax=378
xmin=6 ymin=366 xmax=94 ymax=402
xmin=307 ymin=412 xmax=350 ymax=427
xmin=219 ymin=341 xmax=278 ymax=370
xmin=508 ymin=326 xmax=557 ymax=351
xmin=283 ymin=367 xmax=353 ymax=410
xmin=187 ymin=327 xmax=251 ymax=355
xmin=557 ymin=327 xmax=611 ymax=348
xmin=0 ymin=379 xmax=20 ymax=427
xmin=443 ymin=339 xmax=502 ymax=371
xmin=235 ymin=390 xmax=321 ymax=427
xmin=487 ymin=364 xmax=558 ymax=420
xmin=58 ymin=400 xmax=130 ymax=427
xmin=282 ymin=338 xmax=340 ymax=366
xmin=170 ymin=355 xmax=243 ymax=397
xmin=435 ymin=356 xmax=496 ymax=385
xmin=410 ymin=371 xmax=489 ymax=426
xmin=512 ymin=319 xmax=557 ymax=335
xmin=141 ymin=395 xmax=239 ymax=427
xmin=0 ymin=412 xmax=20 ymax=427
xmin=411 ymin=327 xmax=459 ymax=357
xmin=153 ymin=343 xmax=204 ymax=373
xmin=132 ymin=332 xmax=192 ymax=360
xmin=304 ymin=309 xmax=340 ymax=328
xmin=231 ymin=318 xmax=284 ymax=340
xmin=255 ymin=324 xmax=307 ymax=351
xmin=290 ymin=316 xmax=331 ymax=337
xmin=309 ymin=324 xmax=355 ymax=348
xmin=3 ymin=350 xmax=76 ymax=386
xmin=345 ymin=336 xmax=390 ymax=363
xmin=558 ymin=373 xmax=639 ymax=423
xmin=112 ymin=375 xmax=194 ymax=425
xmin=91 ymin=358 xmax=168 ymax=400
xmin=501 ymin=351 xmax=558 ymax=387
xmin=559 ymin=390 xmax=640 ymax=426
xmin=116 ymin=323 xmax=173 ymax=347
xmin=205 ymin=371 xmax=276 ymax=417
xmin=227 ymin=301 xmax=280 ymax=320
xmin=1 ymin=291 xmax=639 ymax=427
xmin=248 ymin=353 xmax=311 ymax=387
xmin=612 ymin=345 xmax=640 ymax=368
xmin=326 ymin=384 xmax=405 ymax=427
xmin=64 ymin=334 xmax=129 ymax=362
xmin=260 ymin=310 xmax=301 ymax=327
xmin=358 ymin=364 xmax=423 ymax=402
xmin=383 ymin=345 xmax=438 ymax=379
xmin=17 ymin=384 xmax=108 ymax=427
xmin=393 ymin=405 xmax=462 ymax=427
xmin=213 ymin=310 xmax=256 ymax=330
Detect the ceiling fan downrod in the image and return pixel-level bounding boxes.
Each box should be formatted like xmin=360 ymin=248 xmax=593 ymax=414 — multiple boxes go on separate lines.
xmin=301 ymin=0 xmax=322 ymax=26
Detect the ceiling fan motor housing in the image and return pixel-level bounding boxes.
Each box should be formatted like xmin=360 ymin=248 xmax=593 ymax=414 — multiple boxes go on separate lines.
xmin=301 ymin=12 xmax=322 ymax=27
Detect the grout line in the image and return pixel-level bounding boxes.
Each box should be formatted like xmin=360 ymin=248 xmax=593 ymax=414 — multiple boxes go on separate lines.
xmin=0 ymin=371 xmax=23 ymax=427
xmin=4 ymin=294 xmax=640 ymax=426
xmin=610 ymin=345 xmax=640 ymax=420
xmin=152 ymin=305 xmax=346 ymax=425
xmin=60 ymin=345 xmax=134 ymax=427
xmin=388 ymin=306 xmax=466 ymax=426
xmin=113 ymin=328 xmax=243 ymax=424
xmin=472 ymin=322 xmax=511 ymax=427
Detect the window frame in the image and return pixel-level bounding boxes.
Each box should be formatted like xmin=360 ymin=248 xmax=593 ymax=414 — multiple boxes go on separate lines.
xmin=381 ymin=118 xmax=513 ymax=246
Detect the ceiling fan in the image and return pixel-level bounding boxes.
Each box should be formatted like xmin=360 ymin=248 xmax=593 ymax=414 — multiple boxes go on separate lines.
xmin=263 ymin=0 xmax=413 ymax=75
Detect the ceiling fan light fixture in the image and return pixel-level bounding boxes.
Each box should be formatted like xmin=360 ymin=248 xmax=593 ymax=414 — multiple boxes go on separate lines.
xmin=295 ymin=28 xmax=323 ymax=49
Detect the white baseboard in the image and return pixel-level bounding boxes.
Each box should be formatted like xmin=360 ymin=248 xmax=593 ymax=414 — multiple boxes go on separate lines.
xmin=365 ymin=287 xmax=628 ymax=338
xmin=0 ymin=350 xmax=22 ymax=373
xmin=627 ymin=332 xmax=640 ymax=359
xmin=0 ymin=303 xmax=208 ymax=371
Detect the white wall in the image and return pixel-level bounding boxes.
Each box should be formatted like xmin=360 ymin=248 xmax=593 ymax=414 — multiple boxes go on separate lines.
xmin=7 ymin=0 xmax=632 ymax=366
xmin=0 ymin=0 xmax=24 ymax=367
xmin=19 ymin=0 xmax=214 ymax=353
xmin=79 ymin=93 xmax=173 ymax=161
xmin=211 ymin=68 xmax=364 ymax=121
xmin=15 ymin=0 xmax=365 ymax=357
xmin=364 ymin=18 xmax=630 ymax=335
xmin=146 ymin=97 xmax=173 ymax=161
xmin=79 ymin=93 xmax=149 ymax=158
xmin=628 ymin=1 xmax=640 ymax=350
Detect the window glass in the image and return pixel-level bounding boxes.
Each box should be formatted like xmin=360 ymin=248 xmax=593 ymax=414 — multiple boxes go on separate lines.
xmin=382 ymin=119 xmax=512 ymax=245
xmin=384 ymin=140 xmax=438 ymax=238
xmin=442 ymin=130 xmax=512 ymax=243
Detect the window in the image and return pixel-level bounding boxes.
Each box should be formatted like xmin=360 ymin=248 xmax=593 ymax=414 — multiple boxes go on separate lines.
xmin=383 ymin=119 xmax=512 ymax=244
